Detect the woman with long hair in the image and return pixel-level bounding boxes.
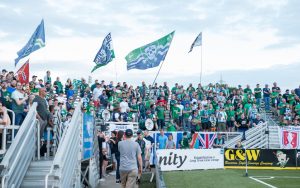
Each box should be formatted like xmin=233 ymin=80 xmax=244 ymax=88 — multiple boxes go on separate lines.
xmin=115 ymin=130 xmax=124 ymax=183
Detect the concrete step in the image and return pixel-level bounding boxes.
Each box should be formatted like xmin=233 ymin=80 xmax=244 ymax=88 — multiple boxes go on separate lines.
xmin=20 ymin=160 xmax=52 ymax=188
xmin=20 ymin=179 xmax=45 ymax=188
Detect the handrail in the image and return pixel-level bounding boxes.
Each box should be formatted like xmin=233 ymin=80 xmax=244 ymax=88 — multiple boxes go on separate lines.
xmin=0 ymin=103 xmax=38 ymax=188
xmin=223 ymin=122 xmax=267 ymax=148
xmin=45 ymin=102 xmax=82 ymax=188
xmin=0 ymin=126 xmax=20 ymax=155
xmin=6 ymin=109 xmax=15 ymax=126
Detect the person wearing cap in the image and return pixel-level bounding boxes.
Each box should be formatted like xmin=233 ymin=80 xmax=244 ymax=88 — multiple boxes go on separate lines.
xmin=118 ymin=129 xmax=142 ymax=188
xmin=135 ymin=130 xmax=146 ymax=170
xmin=90 ymin=79 xmax=99 ymax=92
xmin=29 ymin=75 xmax=38 ymax=89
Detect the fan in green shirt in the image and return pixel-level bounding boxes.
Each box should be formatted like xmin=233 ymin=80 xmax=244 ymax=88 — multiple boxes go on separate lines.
xmin=166 ymin=120 xmax=177 ymax=132
xmin=172 ymin=105 xmax=181 ymax=120
xmin=180 ymin=132 xmax=190 ymax=149
xmin=156 ymin=104 xmax=165 ymax=120
xmin=254 ymin=87 xmax=262 ymax=99
xmin=278 ymin=100 xmax=287 ymax=116
xmin=295 ymin=103 xmax=300 ymax=115
xmin=288 ymin=93 xmax=296 ymax=105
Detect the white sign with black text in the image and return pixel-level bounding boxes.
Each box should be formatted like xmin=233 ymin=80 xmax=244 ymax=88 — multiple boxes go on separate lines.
xmin=156 ymin=149 xmax=224 ymax=171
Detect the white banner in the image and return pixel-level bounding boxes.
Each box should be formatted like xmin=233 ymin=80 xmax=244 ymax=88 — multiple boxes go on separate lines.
xmin=279 ymin=126 xmax=300 ymax=149
xmin=108 ymin=123 xmax=134 ymax=132
xmin=156 ymin=149 xmax=224 ymax=171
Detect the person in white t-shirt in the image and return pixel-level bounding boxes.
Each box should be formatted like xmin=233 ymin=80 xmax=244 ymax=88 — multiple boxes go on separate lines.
xmin=93 ymin=83 xmax=103 ymax=109
xmin=120 ymin=97 xmax=129 ymax=113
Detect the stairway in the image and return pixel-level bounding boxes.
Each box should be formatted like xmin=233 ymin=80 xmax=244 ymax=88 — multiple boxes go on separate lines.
xmin=268 ymin=125 xmax=280 ymax=149
xmin=20 ymin=160 xmax=52 ymax=188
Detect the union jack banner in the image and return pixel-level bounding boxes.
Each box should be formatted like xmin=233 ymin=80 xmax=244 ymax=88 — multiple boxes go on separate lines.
xmin=195 ymin=133 xmax=217 ymax=149
xmin=16 ymin=59 xmax=29 ymax=84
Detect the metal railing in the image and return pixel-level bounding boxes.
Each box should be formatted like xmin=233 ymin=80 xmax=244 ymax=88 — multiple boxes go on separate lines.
xmin=223 ymin=122 xmax=268 ymax=148
xmin=45 ymin=102 xmax=82 ymax=188
xmin=0 ymin=103 xmax=39 ymax=188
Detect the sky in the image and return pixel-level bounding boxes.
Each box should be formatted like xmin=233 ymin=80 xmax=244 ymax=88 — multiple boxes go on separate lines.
xmin=0 ymin=0 xmax=300 ymax=90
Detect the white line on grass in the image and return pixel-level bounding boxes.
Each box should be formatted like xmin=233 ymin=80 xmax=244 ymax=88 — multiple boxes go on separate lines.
xmin=252 ymin=176 xmax=300 ymax=179
xmin=249 ymin=177 xmax=277 ymax=188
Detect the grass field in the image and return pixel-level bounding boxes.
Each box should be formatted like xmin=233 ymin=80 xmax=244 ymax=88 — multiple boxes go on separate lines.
xmin=163 ymin=169 xmax=300 ymax=188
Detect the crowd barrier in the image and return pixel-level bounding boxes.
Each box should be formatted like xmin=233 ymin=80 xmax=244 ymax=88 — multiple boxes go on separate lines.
xmin=224 ymin=148 xmax=300 ymax=169
xmin=156 ymin=149 xmax=224 ymax=171
xmin=155 ymin=148 xmax=300 ymax=171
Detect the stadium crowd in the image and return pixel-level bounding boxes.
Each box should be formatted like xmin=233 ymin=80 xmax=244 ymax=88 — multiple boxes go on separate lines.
xmin=1 ymin=68 xmax=300 ymax=184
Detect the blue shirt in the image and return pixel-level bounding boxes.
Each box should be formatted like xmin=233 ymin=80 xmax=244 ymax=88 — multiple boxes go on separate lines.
xmin=158 ymin=135 xmax=168 ymax=149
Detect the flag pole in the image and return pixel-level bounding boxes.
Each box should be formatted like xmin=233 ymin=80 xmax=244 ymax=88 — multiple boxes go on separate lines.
xmin=200 ymin=44 xmax=203 ymax=84
xmin=114 ymin=60 xmax=118 ymax=83
xmin=152 ymin=60 xmax=165 ymax=87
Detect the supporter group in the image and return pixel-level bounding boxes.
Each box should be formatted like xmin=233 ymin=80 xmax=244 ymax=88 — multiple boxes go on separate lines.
xmin=1 ymin=68 xmax=300 ymax=183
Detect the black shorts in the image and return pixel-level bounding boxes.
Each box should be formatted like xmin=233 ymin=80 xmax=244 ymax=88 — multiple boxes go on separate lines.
xmin=202 ymin=122 xmax=210 ymax=130
xmin=227 ymin=121 xmax=235 ymax=128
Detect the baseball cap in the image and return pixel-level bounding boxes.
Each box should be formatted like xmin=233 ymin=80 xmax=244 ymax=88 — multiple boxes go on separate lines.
xmin=125 ymin=129 xmax=133 ymax=137
xmin=137 ymin=130 xmax=142 ymax=135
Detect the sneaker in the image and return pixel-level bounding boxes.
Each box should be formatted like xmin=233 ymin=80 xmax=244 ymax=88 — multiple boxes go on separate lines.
xmin=99 ymin=178 xmax=106 ymax=182
xmin=110 ymin=171 xmax=116 ymax=175
xmin=103 ymin=174 xmax=109 ymax=177
xmin=116 ymin=179 xmax=121 ymax=183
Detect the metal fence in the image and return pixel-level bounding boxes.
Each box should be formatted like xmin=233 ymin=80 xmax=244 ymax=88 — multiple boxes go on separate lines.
xmin=0 ymin=103 xmax=39 ymax=188
xmin=45 ymin=102 xmax=82 ymax=188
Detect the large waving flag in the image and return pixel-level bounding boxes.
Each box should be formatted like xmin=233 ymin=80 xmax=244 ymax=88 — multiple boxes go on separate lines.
xmin=15 ymin=20 xmax=45 ymax=66
xmin=189 ymin=32 xmax=202 ymax=53
xmin=126 ymin=31 xmax=175 ymax=70
xmin=91 ymin=33 xmax=115 ymax=73
xmin=16 ymin=59 xmax=30 ymax=84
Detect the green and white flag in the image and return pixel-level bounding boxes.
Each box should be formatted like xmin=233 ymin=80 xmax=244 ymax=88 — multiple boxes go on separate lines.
xmin=126 ymin=31 xmax=175 ymax=70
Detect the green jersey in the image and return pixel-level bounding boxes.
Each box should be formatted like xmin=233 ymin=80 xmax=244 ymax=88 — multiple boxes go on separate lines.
xmin=172 ymin=106 xmax=181 ymax=119
xmin=156 ymin=106 xmax=165 ymax=120
xmin=295 ymin=104 xmax=300 ymax=115
xmin=167 ymin=122 xmax=177 ymax=132
xmin=244 ymin=88 xmax=252 ymax=95
xmin=227 ymin=110 xmax=235 ymax=121
xmin=254 ymin=88 xmax=262 ymax=99
xmin=278 ymin=102 xmax=286 ymax=115
xmin=180 ymin=137 xmax=189 ymax=149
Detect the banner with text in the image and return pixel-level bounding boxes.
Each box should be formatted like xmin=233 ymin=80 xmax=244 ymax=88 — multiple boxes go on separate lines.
xmin=108 ymin=123 xmax=134 ymax=133
xmin=82 ymin=113 xmax=94 ymax=160
xmin=224 ymin=149 xmax=298 ymax=169
xmin=156 ymin=149 xmax=224 ymax=171
xmin=279 ymin=126 xmax=300 ymax=149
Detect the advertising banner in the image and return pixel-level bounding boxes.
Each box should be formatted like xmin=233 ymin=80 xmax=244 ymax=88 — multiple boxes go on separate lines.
xmin=224 ymin=149 xmax=298 ymax=169
xmin=108 ymin=123 xmax=134 ymax=133
xmin=82 ymin=113 xmax=94 ymax=160
xmin=156 ymin=149 xmax=224 ymax=171
xmin=279 ymin=126 xmax=300 ymax=149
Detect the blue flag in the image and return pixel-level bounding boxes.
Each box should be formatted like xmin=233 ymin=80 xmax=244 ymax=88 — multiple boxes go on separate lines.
xmin=126 ymin=31 xmax=175 ymax=70
xmin=91 ymin=33 xmax=115 ymax=73
xmin=189 ymin=32 xmax=202 ymax=53
xmin=15 ymin=20 xmax=45 ymax=66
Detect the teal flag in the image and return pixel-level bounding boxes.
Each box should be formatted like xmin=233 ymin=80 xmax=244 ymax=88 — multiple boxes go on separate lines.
xmin=126 ymin=31 xmax=175 ymax=70
xmin=91 ymin=33 xmax=115 ymax=73
xmin=15 ymin=20 xmax=45 ymax=66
